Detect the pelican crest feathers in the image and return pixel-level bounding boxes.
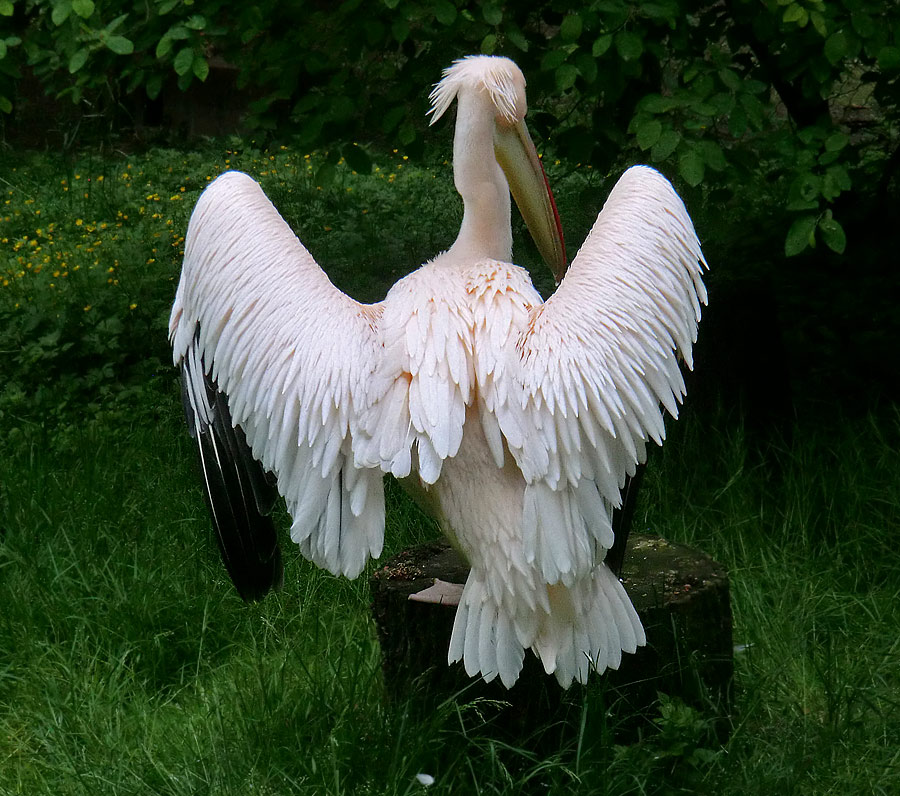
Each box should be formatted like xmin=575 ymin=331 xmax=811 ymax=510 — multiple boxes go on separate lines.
xmin=429 ymin=55 xmax=523 ymax=125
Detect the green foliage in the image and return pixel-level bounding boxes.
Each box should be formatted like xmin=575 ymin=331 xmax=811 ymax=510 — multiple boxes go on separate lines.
xmin=3 ymin=1 xmax=898 ymax=257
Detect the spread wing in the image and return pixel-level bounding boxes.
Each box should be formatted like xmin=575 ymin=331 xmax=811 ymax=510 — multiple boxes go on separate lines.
xmin=495 ymin=165 xmax=707 ymax=584
xmin=170 ymin=171 xmax=386 ymax=590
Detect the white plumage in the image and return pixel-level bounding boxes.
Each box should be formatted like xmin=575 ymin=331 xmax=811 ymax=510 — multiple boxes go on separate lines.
xmin=170 ymin=55 xmax=707 ymax=688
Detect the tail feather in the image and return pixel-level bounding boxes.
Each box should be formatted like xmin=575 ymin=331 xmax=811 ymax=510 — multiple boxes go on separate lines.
xmin=449 ymin=562 xmax=644 ymax=689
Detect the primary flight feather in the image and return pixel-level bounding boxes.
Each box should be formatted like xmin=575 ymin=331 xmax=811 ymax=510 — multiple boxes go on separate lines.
xmin=170 ymin=55 xmax=707 ymax=688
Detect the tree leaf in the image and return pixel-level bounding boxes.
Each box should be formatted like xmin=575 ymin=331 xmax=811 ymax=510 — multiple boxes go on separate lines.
xmin=651 ymin=129 xmax=681 ymax=161
xmin=824 ymin=32 xmax=847 ymax=65
xmin=818 ymin=217 xmax=846 ymax=254
xmin=718 ymin=68 xmax=741 ymax=91
xmin=185 ymin=15 xmax=207 ymax=30
xmin=105 ymin=36 xmax=134 ymax=55
xmin=783 ymin=4 xmax=808 ymax=26
xmin=482 ymin=2 xmax=502 ymax=25
xmin=555 ymin=63 xmax=578 ymax=91
xmin=0 ymin=95 xmax=11 ymax=113
xmin=192 ymin=55 xmax=209 ymax=82
xmin=0 ymin=1 xmax=12 ymax=17
xmin=52 ymin=2 xmax=72 ymax=25
xmin=392 ymin=18 xmax=409 ymax=43
xmin=636 ymin=119 xmax=662 ymax=150
xmin=877 ymin=46 xmax=900 ymax=72
xmin=678 ymin=150 xmax=704 ymax=187
xmin=592 ymin=35 xmax=613 ymax=57
xmin=785 ymin=215 xmax=817 ymax=256
xmin=480 ymin=33 xmax=497 ymax=54
xmin=560 ymin=13 xmax=582 ymax=42
xmin=433 ymin=0 xmax=457 ymax=25
xmin=342 ymin=143 xmax=372 ymax=174
xmin=68 ymin=48 xmax=89 ymax=74
xmin=0 ymin=41 xmax=5 ymax=59
xmin=824 ymin=132 xmax=849 ymax=152
xmin=72 ymin=0 xmax=95 ymax=19
xmin=156 ymin=35 xmax=173 ymax=59
xmin=173 ymin=47 xmax=194 ymax=76
xmin=615 ymin=31 xmax=643 ymax=62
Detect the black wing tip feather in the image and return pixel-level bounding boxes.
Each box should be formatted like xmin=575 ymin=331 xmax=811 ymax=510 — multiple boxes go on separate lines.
xmin=606 ymin=462 xmax=646 ymax=578
xmin=180 ymin=346 xmax=284 ymax=603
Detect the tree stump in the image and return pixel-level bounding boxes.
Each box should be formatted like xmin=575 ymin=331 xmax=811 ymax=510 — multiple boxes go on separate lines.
xmin=370 ymin=533 xmax=732 ymax=740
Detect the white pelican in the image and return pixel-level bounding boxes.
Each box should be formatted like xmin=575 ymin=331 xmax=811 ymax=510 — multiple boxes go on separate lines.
xmin=169 ymin=55 xmax=707 ymax=689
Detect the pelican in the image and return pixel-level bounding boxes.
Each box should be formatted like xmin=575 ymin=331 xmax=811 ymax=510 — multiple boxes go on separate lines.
xmin=169 ymin=55 xmax=707 ymax=689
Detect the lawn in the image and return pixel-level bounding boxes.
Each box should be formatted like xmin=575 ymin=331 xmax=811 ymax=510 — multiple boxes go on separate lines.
xmin=1 ymin=143 xmax=898 ymax=794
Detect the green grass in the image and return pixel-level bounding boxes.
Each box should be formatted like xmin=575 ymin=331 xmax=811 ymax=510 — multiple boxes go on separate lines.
xmin=1 ymin=145 xmax=899 ymax=794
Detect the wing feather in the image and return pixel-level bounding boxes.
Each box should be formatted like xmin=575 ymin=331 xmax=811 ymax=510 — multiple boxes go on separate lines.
xmin=170 ymin=171 xmax=386 ymax=583
xmin=496 ymin=166 xmax=706 ymax=580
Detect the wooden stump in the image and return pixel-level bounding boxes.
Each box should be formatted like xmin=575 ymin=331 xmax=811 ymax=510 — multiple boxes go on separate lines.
xmin=370 ymin=533 xmax=733 ymax=740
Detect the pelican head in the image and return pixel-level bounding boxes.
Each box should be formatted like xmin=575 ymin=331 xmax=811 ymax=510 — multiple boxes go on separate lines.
xmin=429 ymin=55 xmax=567 ymax=282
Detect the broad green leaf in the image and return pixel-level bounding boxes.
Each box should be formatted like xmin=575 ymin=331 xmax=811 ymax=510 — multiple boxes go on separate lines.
xmin=728 ymin=105 xmax=748 ymax=137
xmin=560 ymin=13 xmax=582 ymax=42
xmin=105 ymin=36 xmax=133 ymax=55
xmin=0 ymin=41 xmax=5 ymax=59
xmin=52 ymin=1 xmax=72 ymax=25
xmin=72 ymin=0 xmax=94 ymax=19
xmin=555 ymin=63 xmax=578 ymax=91
xmin=615 ymin=31 xmax=643 ymax=61
xmin=0 ymin=1 xmax=12 ymax=17
xmin=192 ymin=55 xmax=209 ymax=81
xmin=783 ymin=4 xmax=808 ymax=26
xmin=678 ymin=150 xmax=704 ymax=187
xmin=810 ymin=11 xmax=827 ymax=36
xmin=824 ymin=32 xmax=847 ymax=65
xmin=482 ymin=2 xmax=502 ymax=25
xmin=433 ymin=0 xmax=457 ymax=25
xmin=0 ymin=95 xmax=11 ymax=113
xmin=718 ymin=68 xmax=741 ymax=91
xmin=156 ymin=35 xmax=173 ymax=58
xmin=391 ymin=18 xmax=409 ymax=43
xmin=850 ymin=11 xmax=874 ymax=39
xmin=507 ymin=27 xmax=529 ymax=52
xmin=824 ymin=132 xmax=849 ymax=152
xmin=636 ymin=119 xmax=662 ymax=150
xmin=819 ymin=217 xmax=846 ymax=254
xmin=825 ymin=164 xmax=851 ymax=191
xmin=541 ymin=49 xmax=568 ymax=72
xmin=398 ymin=119 xmax=416 ymax=146
xmin=592 ymin=35 xmax=613 ymax=57
xmin=381 ymin=105 xmax=405 ymax=133
xmin=342 ymin=143 xmax=372 ymax=174
xmin=651 ymin=129 xmax=681 ymax=161
xmin=575 ymin=52 xmax=597 ymax=83
xmin=699 ymin=140 xmax=727 ymax=171
xmin=166 ymin=25 xmax=191 ymax=41
xmin=785 ymin=215 xmax=817 ymax=256
xmin=158 ymin=0 xmax=179 ymax=13
xmin=481 ymin=33 xmax=497 ymax=54
xmin=145 ymin=73 xmax=163 ymax=100
xmin=68 ymin=48 xmax=88 ymax=73
xmin=315 ymin=163 xmax=336 ymax=188
xmin=173 ymin=46 xmax=194 ymax=76
xmin=877 ymin=46 xmax=900 ymax=72
xmin=185 ymin=15 xmax=207 ymax=30
xmin=383 ymin=0 xmax=400 ymax=8
xmin=639 ymin=94 xmax=679 ymax=113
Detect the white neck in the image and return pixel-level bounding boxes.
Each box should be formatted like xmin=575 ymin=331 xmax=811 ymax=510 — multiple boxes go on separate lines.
xmin=445 ymin=91 xmax=512 ymax=264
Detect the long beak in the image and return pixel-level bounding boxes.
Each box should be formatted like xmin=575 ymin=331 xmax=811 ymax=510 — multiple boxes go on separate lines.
xmin=494 ymin=120 xmax=567 ymax=283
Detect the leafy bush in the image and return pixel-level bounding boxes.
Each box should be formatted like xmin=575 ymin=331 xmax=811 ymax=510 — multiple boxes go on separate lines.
xmin=3 ymin=0 xmax=898 ymax=257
